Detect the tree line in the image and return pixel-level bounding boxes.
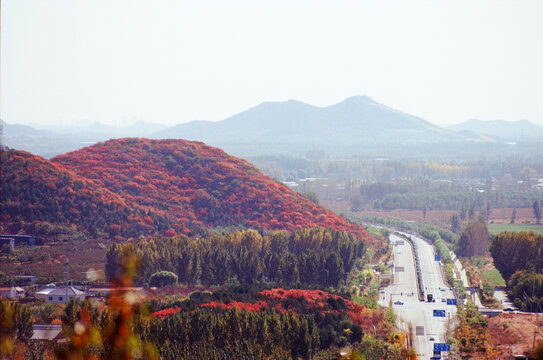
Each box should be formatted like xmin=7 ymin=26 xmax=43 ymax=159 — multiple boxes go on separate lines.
xmin=369 ymin=188 xmax=543 ymax=212
xmin=250 ymin=156 xmax=543 ymax=183
xmin=508 ymin=271 xmax=543 ymax=312
xmin=34 ymin=284 xmax=407 ymax=360
xmin=489 ymin=231 xmax=543 ymax=312
xmin=489 ymin=231 xmax=543 ymax=281
xmin=106 ymin=227 xmax=365 ymax=288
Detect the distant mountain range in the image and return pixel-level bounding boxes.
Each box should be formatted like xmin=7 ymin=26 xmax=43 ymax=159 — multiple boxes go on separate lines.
xmin=1 ymin=121 xmax=46 ymax=137
xmin=2 ymin=96 xmax=542 ymax=158
xmin=448 ymin=119 xmax=543 ymax=142
xmin=153 ymin=96 xmax=472 ymax=155
xmin=0 ymin=120 xmax=168 ymax=158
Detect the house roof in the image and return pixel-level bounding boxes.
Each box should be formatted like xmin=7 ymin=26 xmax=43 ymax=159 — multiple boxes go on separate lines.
xmin=89 ymin=287 xmax=144 ymax=293
xmin=36 ymin=286 xmax=57 ymax=295
xmin=47 ymin=286 xmax=85 ymax=296
xmin=31 ymin=324 xmax=64 ymax=341
xmin=0 ymin=286 xmax=25 ymax=292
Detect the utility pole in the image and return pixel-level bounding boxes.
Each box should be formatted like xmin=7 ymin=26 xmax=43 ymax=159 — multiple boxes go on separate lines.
xmin=65 ymin=257 xmax=69 ymax=303
xmin=535 ymin=309 xmax=541 ymax=350
xmin=0 ymin=0 xmax=3 ymax=150
xmin=534 ymin=325 xmax=537 ymax=350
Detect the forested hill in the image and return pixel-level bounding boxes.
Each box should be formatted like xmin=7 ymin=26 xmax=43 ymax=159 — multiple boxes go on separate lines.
xmin=45 ymin=138 xmax=366 ymax=239
xmin=0 ymin=148 xmax=173 ymax=238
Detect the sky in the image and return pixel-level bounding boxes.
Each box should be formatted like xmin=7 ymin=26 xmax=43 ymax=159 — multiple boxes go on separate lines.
xmin=2 ymin=0 xmax=543 ymax=127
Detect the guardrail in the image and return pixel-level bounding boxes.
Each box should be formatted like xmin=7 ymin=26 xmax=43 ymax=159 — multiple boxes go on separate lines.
xmin=362 ymin=222 xmax=459 ymax=304
xmin=393 ymin=231 xmax=425 ymax=302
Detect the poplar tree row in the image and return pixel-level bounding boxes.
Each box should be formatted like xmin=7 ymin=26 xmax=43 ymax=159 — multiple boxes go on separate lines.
xmin=490 ymin=231 xmax=543 ymax=312
xmin=106 ymin=227 xmax=365 ymax=287
xmin=489 ymin=231 xmax=543 ymax=281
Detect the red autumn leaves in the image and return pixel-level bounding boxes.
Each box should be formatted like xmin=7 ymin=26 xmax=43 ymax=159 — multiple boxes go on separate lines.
xmin=51 ymin=138 xmax=367 ymax=239
xmin=151 ymin=288 xmax=366 ymax=326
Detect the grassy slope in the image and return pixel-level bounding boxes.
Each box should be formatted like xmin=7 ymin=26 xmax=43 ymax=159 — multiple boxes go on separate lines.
xmin=481 ymin=269 xmax=506 ymax=287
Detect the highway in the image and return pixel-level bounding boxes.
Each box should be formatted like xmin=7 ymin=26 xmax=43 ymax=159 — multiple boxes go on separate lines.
xmin=379 ymin=233 xmax=457 ymax=359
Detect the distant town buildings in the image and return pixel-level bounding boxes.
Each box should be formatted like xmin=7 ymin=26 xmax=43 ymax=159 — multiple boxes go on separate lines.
xmin=0 ymin=234 xmax=42 ymax=247
xmin=0 ymin=286 xmax=26 ymax=300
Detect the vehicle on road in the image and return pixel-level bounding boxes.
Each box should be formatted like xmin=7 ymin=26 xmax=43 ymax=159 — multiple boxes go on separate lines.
xmin=503 ymin=307 xmax=515 ymax=312
xmin=393 ymin=301 xmax=404 ymax=305
xmin=429 ymin=337 xmax=435 ymax=341
xmin=441 ymin=299 xmax=446 ymax=303
xmin=427 ymin=294 xmax=434 ymax=302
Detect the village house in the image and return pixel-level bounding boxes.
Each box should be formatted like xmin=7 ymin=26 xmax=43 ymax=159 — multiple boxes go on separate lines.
xmin=0 ymin=286 xmax=26 ymax=300
xmin=31 ymin=324 xmax=65 ymax=343
xmin=37 ymin=285 xmax=86 ymax=303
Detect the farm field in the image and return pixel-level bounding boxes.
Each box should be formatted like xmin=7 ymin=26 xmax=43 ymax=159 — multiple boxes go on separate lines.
xmin=487 ymin=223 xmax=543 ymax=235
xmin=344 ymin=207 xmax=538 ymax=229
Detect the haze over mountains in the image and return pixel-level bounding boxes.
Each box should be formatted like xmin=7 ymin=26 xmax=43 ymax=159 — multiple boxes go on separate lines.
xmin=2 ymin=96 xmax=543 ymax=158
xmin=153 ymin=96 xmax=469 ymax=154
xmin=0 ymin=119 xmax=168 ymax=158
xmin=448 ymin=119 xmax=543 ymax=142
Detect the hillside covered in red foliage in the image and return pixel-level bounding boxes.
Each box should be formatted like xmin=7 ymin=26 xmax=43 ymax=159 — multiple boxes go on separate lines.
xmin=150 ymin=287 xmax=392 ymax=340
xmin=2 ymin=138 xmax=366 ymax=240
xmin=0 ymin=148 xmax=172 ymax=238
xmin=52 ymin=138 xmax=367 ymax=239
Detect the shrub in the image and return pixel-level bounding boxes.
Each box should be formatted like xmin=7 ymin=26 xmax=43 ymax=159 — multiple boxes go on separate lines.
xmin=149 ymin=271 xmax=178 ymax=287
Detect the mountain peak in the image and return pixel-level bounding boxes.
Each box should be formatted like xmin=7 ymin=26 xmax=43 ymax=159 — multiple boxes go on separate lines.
xmin=153 ymin=95 xmax=462 ymax=152
xmin=338 ymin=95 xmax=376 ymax=105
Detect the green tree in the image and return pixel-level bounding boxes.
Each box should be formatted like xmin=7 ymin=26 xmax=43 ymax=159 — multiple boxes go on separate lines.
xmin=534 ymin=200 xmax=541 ymax=224
xmin=62 ymin=298 xmax=80 ymax=328
xmin=481 ymin=282 xmax=494 ymax=299
xmin=451 ymin=214 xmax=460 ymax=234
xmin=0 ymin=299 xmax=33 ymax=357
xmin=303 ymin=192 xmax=319 ymax=205
xmin=14 ymin=302 xmax=33 ymax=343
xmin=490 ymin=231 xmax=543 ymax=281
xmin=458 ymin=217 xmax=489 ymax=258
xmin=149 ymin=271 xmax=178 ymax=287
xmin=468 ymin=203 xmax=476 ymax=219
xmin=460 ymin=207 xmax=467 ymax=221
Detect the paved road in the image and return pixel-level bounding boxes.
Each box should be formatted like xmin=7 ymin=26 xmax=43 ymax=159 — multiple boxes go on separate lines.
xmin=494 ymin=289 xmax=517 ymax=310
xmin=380 ymin=233 xmax=457 ymax=359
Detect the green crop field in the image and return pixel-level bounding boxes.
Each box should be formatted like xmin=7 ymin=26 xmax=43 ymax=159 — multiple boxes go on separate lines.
xmin=482 ymin=269 xmax=506 ymax=287
xmin=487 ymin=223 xmax=543 ymax=235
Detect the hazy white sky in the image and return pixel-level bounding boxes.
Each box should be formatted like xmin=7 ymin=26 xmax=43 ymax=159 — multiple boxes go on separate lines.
xmin=2 ymin=0 xmax=543 ymax=127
